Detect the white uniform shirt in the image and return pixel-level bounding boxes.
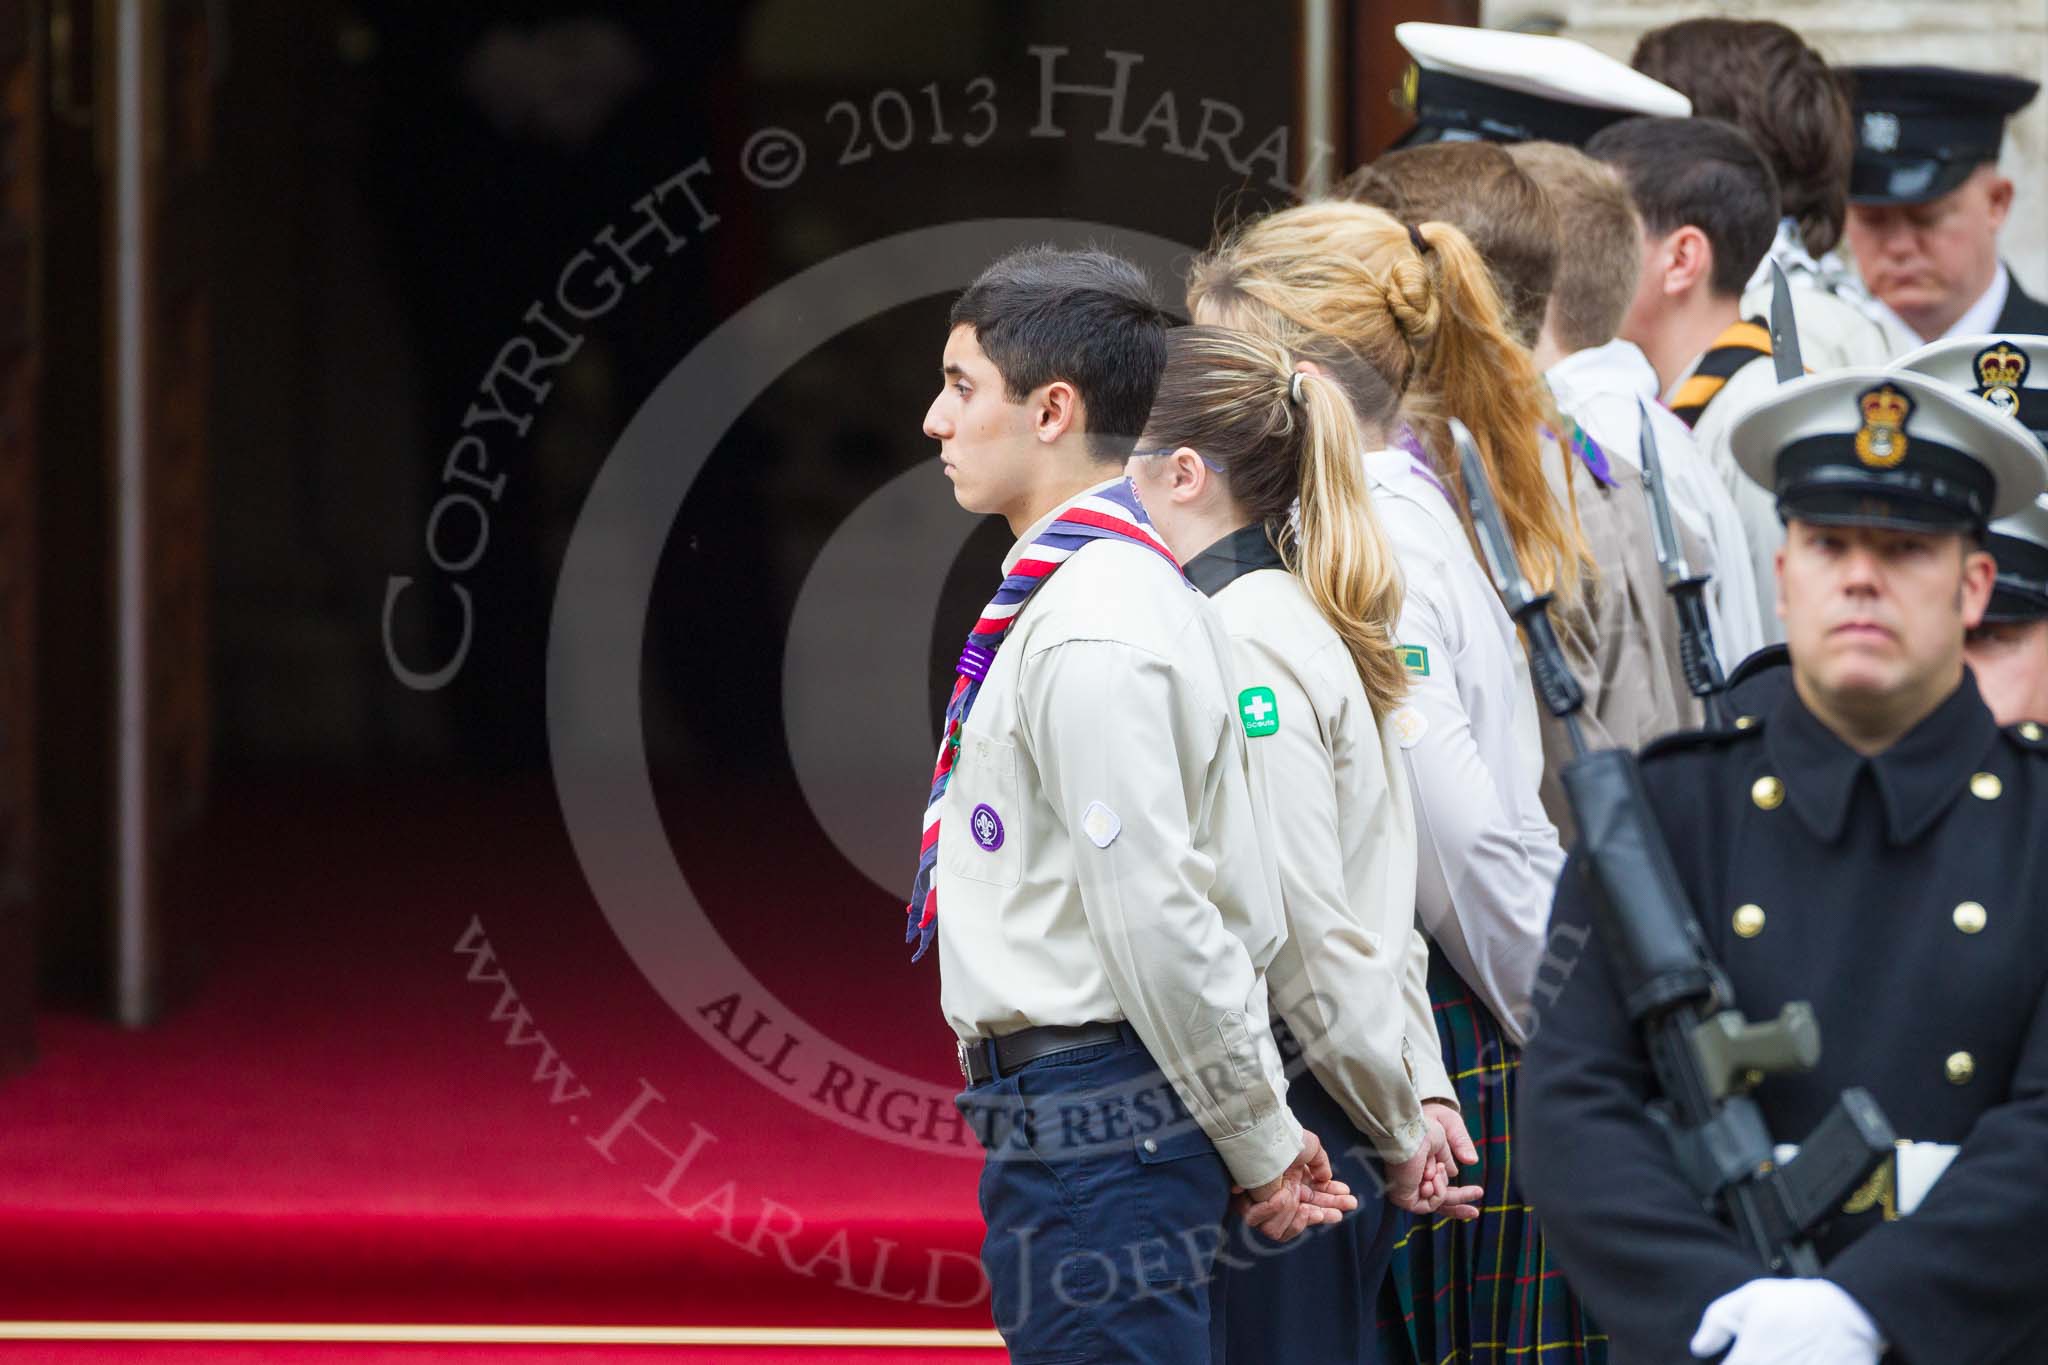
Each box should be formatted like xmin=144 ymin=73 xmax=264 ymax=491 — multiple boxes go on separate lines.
xmin=1678 ymin=353 xmax=1785 ymax=647
xmin=1191 ymin=527 xmax=1449 ymax=1163
xmin=1547 ymin=339 xmax=1767 ymax=670
xmin=1365 ymin=450 xmax=1565 ymax=1045
xmin=934 ymin=481 xmax=1305 ymax=1187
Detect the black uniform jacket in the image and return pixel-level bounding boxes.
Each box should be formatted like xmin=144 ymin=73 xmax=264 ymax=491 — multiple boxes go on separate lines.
xmin=1996 ymin=269 xmax=2048 ymax=335
xmin=1521 ymin=670 xmax=2048 ymax=1363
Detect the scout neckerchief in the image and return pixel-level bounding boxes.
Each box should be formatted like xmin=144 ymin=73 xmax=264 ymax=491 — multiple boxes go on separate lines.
xmin=905 ymin=478 xmax=1181 ymax=961
xmin=1558 ymin=414 xmax=1615 ymax=486
xmin=1669 ymin=319 xmax=1772 ymax=428
xmin=1393 ymin=425 xmax=1456 ymax=506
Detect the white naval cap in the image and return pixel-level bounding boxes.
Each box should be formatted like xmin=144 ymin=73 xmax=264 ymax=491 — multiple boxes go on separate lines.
xmin=1894 ymin=336 xmax=2048 ymax=618
xmin=1392 ymin=22 xmax=1691 ymax=148
xmin=1892 ymin=334 xmax=2048 ymax=447
xmin=1979 ymin=494 xmax=2048 ymax=622
xmin=1729 ymin=368 xmax=2048 ymax=533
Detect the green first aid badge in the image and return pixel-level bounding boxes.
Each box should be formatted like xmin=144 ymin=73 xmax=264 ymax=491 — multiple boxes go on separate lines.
xmin=1238 ymin=686 xmax=1279 ymax=738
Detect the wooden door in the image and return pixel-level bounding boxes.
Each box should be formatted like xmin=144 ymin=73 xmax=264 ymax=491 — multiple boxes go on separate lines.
xmin=0 ymin=0 xmax=41 ymax=1077
xmin=1350 ymin=0 xmax=1481 ymax=164
xmin=33 ymin=0 xmax=212 ymax=1034
xmin=108 ymin=0 xmax=214 ymax=1026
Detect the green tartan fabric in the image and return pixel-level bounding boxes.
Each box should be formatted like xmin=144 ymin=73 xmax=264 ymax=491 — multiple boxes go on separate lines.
xmin=1374 ymin=947 xmax=1608 ymax=1364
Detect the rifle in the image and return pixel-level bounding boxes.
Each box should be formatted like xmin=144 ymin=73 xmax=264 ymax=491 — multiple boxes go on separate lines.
xmin=1636 ymin=399 xmax=1732 ymax=727
xmin=1450 ymin=417 xmax=1894 ymax=1276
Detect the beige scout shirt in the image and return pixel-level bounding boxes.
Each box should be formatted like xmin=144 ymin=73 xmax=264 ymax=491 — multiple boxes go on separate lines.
xmin=1537 ymin=436 xmax=1701 ymax=839
xmin=1189 ymin=526 xmax=1452 ymax=1164
xmin=935 ymin=481 xmax=1305 ymax=1188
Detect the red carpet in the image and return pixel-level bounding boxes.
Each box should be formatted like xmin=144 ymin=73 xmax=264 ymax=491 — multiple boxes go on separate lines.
xmin=0 ymin=776 xmax=993 ymax=1358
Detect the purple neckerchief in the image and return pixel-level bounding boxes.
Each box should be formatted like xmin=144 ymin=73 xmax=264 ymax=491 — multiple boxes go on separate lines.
xmin=1391 ymin=424 xmax=1455 ymax=507
xmin=1544 ymin=414 xmax=1616 ymax=489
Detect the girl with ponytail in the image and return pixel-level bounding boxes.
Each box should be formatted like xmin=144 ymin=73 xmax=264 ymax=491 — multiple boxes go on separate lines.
xmin=1127 ymin=323 xmax=1479 ymax=1363
xmin=1189 ymin=201 xmax=1582 ymax=1365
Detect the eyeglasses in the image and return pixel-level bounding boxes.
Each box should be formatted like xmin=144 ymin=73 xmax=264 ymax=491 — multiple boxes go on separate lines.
xmin=1130 ymin=446 xmax=1227 ymax=473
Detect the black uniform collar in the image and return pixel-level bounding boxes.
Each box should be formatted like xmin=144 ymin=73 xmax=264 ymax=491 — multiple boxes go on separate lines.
xmin=1764 ymin=668 xmax=2000 ymax=847
xmin=1184 ymin=522 xmax=1286 ymax=598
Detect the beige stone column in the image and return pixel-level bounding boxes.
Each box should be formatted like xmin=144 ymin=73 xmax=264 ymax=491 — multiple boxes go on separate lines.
xmin=1482 ymin=0 xmax=2048 ymax=294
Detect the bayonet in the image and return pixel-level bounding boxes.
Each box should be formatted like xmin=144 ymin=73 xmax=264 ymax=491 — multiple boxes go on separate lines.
xmin=1449 ymin=416 xmax=1587 ymax=752
xmin=1769 ymin=260 xmax=1805 ymax=384
xmin=1638 ymin=399 xmax=1731 ymax=725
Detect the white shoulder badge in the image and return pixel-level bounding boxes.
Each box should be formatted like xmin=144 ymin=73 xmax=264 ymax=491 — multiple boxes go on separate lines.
xmin=1390 ymin=705 xmax=1429 ymax=750
xmin=1081 ymin=800 xmax=1121 ymax=849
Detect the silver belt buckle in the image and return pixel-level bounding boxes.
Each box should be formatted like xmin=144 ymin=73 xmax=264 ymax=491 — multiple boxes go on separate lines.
xmin=956 ymin=1037 xmax=973 ymax=1086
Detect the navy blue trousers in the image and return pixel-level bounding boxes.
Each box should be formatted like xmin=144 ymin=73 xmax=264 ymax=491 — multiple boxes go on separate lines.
xmin=955 ymin=1025 xmax=1235 ymax=1365
xmin=1211 ymin=1028 xmax=1400 ymax=1365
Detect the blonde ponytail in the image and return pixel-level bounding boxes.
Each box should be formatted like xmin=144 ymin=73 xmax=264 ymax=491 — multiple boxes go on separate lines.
xmin=1140 ymin=326 xmax=1409 ymax=718
xmin=1400 ymin=221 xmax=1593 ymax=604
xmin=1288 ymin=371 xmax=1411 ymax=717
xmin=1193 ymin=202 xmax=1593 ymax=608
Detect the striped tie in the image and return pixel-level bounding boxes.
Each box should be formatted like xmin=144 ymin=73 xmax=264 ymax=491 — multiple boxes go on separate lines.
xmin=905 ymin=478 xmax=1181 ymax=961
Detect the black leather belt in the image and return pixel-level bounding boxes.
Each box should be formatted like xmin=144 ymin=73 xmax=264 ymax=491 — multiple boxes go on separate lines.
xmin=956 ymin=1021 xmax=1129 ymax=1086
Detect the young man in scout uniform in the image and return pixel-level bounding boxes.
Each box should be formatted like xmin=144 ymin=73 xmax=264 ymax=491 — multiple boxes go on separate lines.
xmin=1895 ymin=333 xmax=2048 ymax=724
xmin=1590 ymin=115 xmax=1790 ymax=644
xmin=1842 ymin=66 xmax=2045 ymax=346
xmin=912 ymin=246 xmax=1346 ymax=1363
xmin=1520 ymin=367 xmax=2048 ymax=1363
xmin=1513 ymin=137 xmax=1766 ymax=673
xmin=1632 ymin=18 xmax=1900 ymax=369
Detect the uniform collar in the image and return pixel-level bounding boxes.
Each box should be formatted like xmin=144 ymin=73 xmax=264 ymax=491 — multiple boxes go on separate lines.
xmin=1945 ymin=262 xmax=2010 ymax=340
xmin=1764 ymin=668 xmax=1999 ymax=847
xmin=1546 ymin=337 xmax=1660 ymax=401
xmin=1870 ymin=263 xmax=2011 ymax=349
xmin=1184 ymin=522 xmax=1286 ymax=597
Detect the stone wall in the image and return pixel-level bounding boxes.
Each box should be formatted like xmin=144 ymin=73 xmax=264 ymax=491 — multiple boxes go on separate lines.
xmin=1482 ymin=0 xmax=2048 ymax=293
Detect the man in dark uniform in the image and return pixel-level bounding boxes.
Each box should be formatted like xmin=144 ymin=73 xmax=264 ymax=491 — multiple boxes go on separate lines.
xmin=1520 ymin=367 xmax=2048 ymax=1363
xmin=1841 ymin=66 xmax=2047 ymax=344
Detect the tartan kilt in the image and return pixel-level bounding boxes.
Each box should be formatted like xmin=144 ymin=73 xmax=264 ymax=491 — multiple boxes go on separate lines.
xmin=1373 ymin=946 xmax=1607 ymax=1364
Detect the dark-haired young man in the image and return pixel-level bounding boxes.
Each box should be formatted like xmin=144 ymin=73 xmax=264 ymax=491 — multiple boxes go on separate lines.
xmin=1632 ymin=17 xmax=1901 ymax=367
xmin=1591 ymin=115 xmax=1788 ymax=643
xmin=913 ymin=246 xmax=1348 ymax=1362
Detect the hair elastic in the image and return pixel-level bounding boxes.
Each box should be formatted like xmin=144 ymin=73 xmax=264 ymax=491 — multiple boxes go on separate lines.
xmin=1407 ymin=222 xmax=1432 ymax=255
xmin=1289 ymin=370 xmax=1308 ymax=405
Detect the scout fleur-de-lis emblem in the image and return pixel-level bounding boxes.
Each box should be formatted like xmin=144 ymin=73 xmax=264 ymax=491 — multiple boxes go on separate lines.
xmin=1862 ymin=111 xmax=1900 ymax=154
xmin=1855 ymin=383 xmax=1913 ymax=469
xmin=1976 ymin=342 xmax=2030 ymax=419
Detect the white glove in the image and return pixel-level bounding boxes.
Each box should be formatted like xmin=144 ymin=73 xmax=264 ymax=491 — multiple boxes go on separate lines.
xmin=1690 ymin=1279 xmax=1884 ymax=1363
